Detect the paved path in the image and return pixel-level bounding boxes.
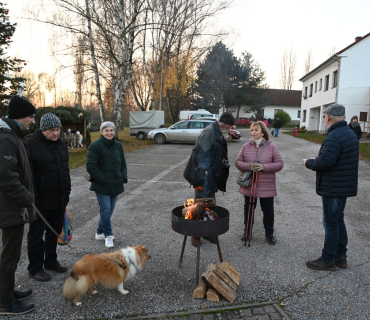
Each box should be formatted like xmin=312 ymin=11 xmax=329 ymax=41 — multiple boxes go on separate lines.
xmin=1 ymin=129 xmax=369 ymax=320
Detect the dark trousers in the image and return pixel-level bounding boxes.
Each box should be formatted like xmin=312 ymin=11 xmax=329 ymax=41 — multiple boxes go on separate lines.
xmin=27 ymin=208 xmax=65 ymax=275
xmin=321 ymin=197 xmax=348 ymax=264
xmin=244 ymin=196 xmax=274 ymax=235
xmin=0 ymin=224 xmax=24 ymax=308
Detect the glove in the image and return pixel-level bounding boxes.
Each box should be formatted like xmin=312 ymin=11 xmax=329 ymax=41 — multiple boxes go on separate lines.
xmin=255 ymin=163 xmax=265 ymax=172
xmin=249 ymin=162 xmax=259 ymax=172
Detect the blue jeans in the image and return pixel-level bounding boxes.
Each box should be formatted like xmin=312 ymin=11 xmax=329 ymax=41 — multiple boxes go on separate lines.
xmin=321 ymin=197 xmax=348 ymax=264
xmin=274 ymin=128 xmax=280 ymax=137
xmin=95 ymin=193 xmax=118 ymax=237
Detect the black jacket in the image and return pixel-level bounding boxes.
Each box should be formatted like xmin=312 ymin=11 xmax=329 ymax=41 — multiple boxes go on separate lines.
xmin=0 ymin=118 xmax=37 ymax=229
xmin=183 ymin=121 xmax=229 ymax=193
xmin=25 ymin=129 xmax=71 ymax=209
xmin=305 ymin=121 xmax=359 ymax=197
xmin=348 ymin=122 xmax=362 ymax=140
xmin=273 ymin=120 xmax=282 ymax=129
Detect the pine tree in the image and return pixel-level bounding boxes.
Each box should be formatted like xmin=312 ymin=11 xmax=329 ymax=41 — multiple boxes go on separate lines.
xmin=0 ymin=2 xmax=26 ymax=117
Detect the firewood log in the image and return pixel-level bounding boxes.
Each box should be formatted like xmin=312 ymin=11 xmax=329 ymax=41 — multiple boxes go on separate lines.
xmin=182 ymin=204 xmax=203 ymax=220
xmin=193 ymin=280 xmax=207 ymax=299
xmin=206 ymin=288 xmax=220 ymax=302
xmin=217 ymin=261 xmax=241 ymax=286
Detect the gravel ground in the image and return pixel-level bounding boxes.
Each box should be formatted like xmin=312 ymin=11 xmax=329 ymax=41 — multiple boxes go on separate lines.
xmin=1 ymin=129 xmax=369 ymax=320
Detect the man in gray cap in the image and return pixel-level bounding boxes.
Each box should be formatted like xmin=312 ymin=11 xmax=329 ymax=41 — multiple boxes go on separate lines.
xmin=0 ymin=96 xmax=37 ymax=315
xmin=183 ymin=112 xmax=235 ymax=246
xmin=25 ymin=113 xmax=71 ymax=282
xmin=302 ymin=104 xmax=359 ymax=271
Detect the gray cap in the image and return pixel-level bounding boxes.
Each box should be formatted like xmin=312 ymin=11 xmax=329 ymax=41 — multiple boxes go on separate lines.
xmin=323 ymin=104 xmax=345 ymax=116
xmin=40 ymin=113 xmax=62 ymax=131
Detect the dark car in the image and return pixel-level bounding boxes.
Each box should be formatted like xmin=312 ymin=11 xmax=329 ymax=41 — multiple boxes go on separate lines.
xmin=237 ymin=117 xmax=251 ymax=126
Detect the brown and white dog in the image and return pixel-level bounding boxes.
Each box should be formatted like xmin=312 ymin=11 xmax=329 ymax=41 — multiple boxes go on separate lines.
xmin=63 ymin=245 xmax=151 ymax=306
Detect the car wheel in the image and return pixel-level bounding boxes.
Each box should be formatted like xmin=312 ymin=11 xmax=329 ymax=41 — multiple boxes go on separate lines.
xmin=136 ymin=132 xmax=145 ymax=140
xmin=154 ymin=134 xmax=166 ymax=144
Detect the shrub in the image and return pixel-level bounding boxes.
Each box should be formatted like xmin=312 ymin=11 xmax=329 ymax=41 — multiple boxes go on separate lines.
xmin=274 ymin=111 xmax=291 ymax=126
xmin=299 ymin=126 xmax=307 ymax=132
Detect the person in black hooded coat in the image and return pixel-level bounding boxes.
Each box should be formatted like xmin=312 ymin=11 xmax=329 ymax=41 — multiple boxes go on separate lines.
xmin=25 ymin=113 xmax=71 ymax=282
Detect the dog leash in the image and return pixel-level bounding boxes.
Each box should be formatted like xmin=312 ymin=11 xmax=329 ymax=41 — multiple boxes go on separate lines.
xmin=31 ymin=204 xmax=127 ymax=270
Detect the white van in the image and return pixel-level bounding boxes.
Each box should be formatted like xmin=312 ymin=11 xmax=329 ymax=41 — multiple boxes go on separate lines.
xmin=179 ymin=109 xmax=211 ymax=121
xmin=189 ymin=113 xmax=220 ymax=120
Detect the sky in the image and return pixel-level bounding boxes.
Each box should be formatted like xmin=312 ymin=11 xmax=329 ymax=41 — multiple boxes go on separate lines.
xmin=6 ymin=0 xmax=370 ymax=92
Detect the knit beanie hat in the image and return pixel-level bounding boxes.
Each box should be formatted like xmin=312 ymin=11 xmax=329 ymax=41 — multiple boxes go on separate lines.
xmin=8 ymin=96 xmax=36 ymax=119
xmin=219 ymin=112 xmax=236 ymax=125
xmin=40 ymin=113 xmax=62 ymax=131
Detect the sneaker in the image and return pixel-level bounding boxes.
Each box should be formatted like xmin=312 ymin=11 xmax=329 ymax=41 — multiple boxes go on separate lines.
xmin=29 ymin=271 xmax=51 ymax=282
xmin=95 ymin=233 xmax=105 ymax=240
xmin=95 ymin=233 xmax=115 ymax=240
xmin=105 ymin=235 xmax=114 ymax=248
xmin=0 ymin=301 xmax=34 ymax=315
xmin=13 ymin=289 xmax=32 ymax=301
xmin=335 ymin=256 xmax=347 ymax=268
xmin=306 ymin=258 xmax=337 ymax=271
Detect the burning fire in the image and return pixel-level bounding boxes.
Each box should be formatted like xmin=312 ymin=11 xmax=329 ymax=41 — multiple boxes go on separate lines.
xmin=183 ymin=196 xmax=218 ymax=221
xmin=194 ymin=186 xmax=203 ymax=192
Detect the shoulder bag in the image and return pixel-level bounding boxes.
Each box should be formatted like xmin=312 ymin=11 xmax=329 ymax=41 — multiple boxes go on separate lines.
xmin=236 ymin=142 xmax=268 ymax=188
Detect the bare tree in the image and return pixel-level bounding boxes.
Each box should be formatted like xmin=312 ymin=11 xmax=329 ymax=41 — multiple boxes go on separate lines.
xmin=279 ymin=47 xmax=297 ymax=90
xmin=328 ymin=45 xmax=336 ymax=58
xmin=304 ymin=47 xmax=314 ymax=75
xmin=73 ymin=35 xmax=87 ymax=108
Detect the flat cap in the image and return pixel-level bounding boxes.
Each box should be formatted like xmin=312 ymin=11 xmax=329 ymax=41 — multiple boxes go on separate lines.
xmin=323 ymin=104 xmax=345 ymax=116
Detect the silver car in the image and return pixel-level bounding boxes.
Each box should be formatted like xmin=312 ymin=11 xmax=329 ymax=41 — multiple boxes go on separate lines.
xmin=147 ymin=119 xmax=215 ymax=144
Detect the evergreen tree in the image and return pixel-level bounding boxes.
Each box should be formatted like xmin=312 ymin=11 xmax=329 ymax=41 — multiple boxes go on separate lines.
xmin=0 ymin=2 xmax=26 ymax=117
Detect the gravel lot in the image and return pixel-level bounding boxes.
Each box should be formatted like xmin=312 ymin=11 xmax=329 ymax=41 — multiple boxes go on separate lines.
xmin=1 ymin=129 xmax=369 ymax=320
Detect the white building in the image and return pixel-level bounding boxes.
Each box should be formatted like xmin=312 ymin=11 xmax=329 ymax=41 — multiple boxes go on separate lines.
xmin=299 ymin=32 xmax=370 ymax=134
xmin=220 ymin=89 xmax=302 ymax=123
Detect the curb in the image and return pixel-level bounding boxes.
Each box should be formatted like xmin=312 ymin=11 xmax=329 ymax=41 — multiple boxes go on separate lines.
xmin=114 ymin=301 xmax=292 ymax=320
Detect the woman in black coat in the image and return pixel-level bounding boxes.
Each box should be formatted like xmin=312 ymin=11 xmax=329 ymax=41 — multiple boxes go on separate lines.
xmin=348 ymin=116 xmax=362 ymax=140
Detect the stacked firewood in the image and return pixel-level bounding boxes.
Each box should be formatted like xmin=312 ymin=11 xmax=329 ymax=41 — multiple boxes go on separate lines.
xmin=193 ymin=261 xmax=240 ymax=302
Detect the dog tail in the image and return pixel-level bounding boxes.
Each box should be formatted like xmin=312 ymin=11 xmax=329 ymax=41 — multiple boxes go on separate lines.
xmin=63 ymin=271 xmax=89 ymax=301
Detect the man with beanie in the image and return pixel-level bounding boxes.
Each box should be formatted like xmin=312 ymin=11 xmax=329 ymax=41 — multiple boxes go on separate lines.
xmin=25 ymin=113 xmax=71 ymax=281
xmin=302 ymin=104 xmax=359 ymax=271
xmin=0 ymin=96 xmax=37 ymax=315
xmin=183 ymin=112 xmax=235 ymax=247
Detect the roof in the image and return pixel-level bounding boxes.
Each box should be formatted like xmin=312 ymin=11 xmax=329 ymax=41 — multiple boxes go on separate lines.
xmin=299 ymin=32 xmax=370 ymax=82
xmin=264 ymin=89 xmax=302 ymax=106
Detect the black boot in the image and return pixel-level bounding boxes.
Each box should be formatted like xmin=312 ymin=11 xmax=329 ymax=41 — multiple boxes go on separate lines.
xmin=265 ymin=234 xmax=276 ymax=245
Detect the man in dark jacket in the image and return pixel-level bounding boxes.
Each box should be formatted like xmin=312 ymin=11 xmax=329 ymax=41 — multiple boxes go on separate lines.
xmin=302 ymin=104 xmax=359 ymax=271
xmin=25 ymin=113 xmax=71 ymax=281
xmin=273 ymin=118 xmax=282 ymax=137
xmin=0 ymin=96 xmax=37 ymax=315
xmin=183 ymin=112 xmax=235 ymax=246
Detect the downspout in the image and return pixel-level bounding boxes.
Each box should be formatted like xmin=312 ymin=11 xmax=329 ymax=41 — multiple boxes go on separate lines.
xmin=333 ymin=54 xmax=340 ymax=104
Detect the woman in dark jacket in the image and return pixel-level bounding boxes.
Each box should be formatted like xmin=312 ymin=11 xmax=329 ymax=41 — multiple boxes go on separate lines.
xmin=348 ymin=116 xmax=362 ymax=140
xmin=86 ymin=121 xmax=127 ymax=249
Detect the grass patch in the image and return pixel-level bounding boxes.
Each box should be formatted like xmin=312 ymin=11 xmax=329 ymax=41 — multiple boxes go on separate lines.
xmin=284 ymin=130 xmax=370 ymax=162
xmin=69 ymin=128 xmax=154 ymax=169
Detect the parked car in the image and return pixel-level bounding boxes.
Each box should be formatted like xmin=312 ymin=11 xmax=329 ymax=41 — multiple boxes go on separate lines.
xmin=230 ymin=129 xmax=241 ymax=140
xmin=147 ymin=119 xmax=215 ymax=144
xmin=237 ymin=117 xmax=251 ymax=126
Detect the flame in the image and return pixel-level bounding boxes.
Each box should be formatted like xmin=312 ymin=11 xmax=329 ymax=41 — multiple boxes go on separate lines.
xmin=194 ymin=186 xmax=203 ymax=192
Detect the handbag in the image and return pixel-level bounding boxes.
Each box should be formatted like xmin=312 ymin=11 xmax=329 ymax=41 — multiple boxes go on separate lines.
xmin=236 ymin=142 xmax=268 ymax=188
xmin=57 ymin=208 xmax=72 ymax=245
xmin=84 ymin=145 xmax=113 ymax=182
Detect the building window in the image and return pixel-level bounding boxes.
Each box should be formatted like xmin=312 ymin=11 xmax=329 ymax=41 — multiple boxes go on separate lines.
xmin=303 ymin=87 xmax=308 ymax=99
xmin=332 ymin=70 xmax=338 ymax=88
xmin=309 ymin=83 xmax=313 ymax=97
xmin=324 ymin=75 xmax=329 ymax=91
xmin=297 ymin=110 xmax=301 ymax=118
xmin=302 ymin=110 xmax=306 ymax=122
xmin=315 ymin=81 xmax=317 ymax=92
xmin=319 ymin=79 xmax=322 ymax=91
